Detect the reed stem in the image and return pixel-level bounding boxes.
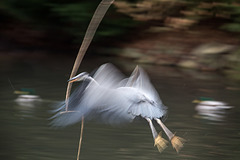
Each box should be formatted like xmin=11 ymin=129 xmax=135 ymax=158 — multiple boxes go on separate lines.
xmin=77 ymin=118 xmax=84 ymax=160
xmin=63 ymin=1 xmax=115 ymax=159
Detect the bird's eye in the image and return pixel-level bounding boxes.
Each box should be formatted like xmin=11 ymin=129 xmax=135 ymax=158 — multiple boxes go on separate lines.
xmin=150 ymin=100 xmax=155 ymax=105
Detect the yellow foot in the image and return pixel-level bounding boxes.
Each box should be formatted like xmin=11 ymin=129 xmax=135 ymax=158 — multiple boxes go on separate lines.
xmin=154 ymin=132 xmax=168 ymax=153
xmin=171 ymin=134 xmax=186 ymax=153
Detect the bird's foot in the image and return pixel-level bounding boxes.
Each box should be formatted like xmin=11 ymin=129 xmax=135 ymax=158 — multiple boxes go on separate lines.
xmin=154 ymin=132 xmax=168 ymax=153
xmin=170 ymin=134 xmax=186 ymax=153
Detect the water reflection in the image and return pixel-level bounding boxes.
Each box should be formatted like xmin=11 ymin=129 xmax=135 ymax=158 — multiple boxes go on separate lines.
xmin=1 ymin=55 xmax=240 ymax=160
xmin=194 ymin=100 xmax=234 ymax=123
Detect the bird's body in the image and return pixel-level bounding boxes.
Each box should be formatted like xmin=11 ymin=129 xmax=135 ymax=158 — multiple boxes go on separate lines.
xmin=52 ymin=63 xmax=166 ymax=125
xmin=52 ymin=63 xmax=185 ymax=153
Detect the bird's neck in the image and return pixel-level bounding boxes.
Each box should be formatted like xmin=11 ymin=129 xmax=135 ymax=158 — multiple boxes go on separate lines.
xmin=86 ymin=76 xmax=99 ymax=86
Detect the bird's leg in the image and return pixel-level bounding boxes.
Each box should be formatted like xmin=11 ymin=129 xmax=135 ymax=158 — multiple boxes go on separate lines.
xmin=155 ymin=118 xmax=186 ymax=153
xmin=145 ymin=118 xmax=168 ymax=153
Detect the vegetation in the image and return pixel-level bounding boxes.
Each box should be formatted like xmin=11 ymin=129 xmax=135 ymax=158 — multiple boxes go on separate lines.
xmin=114 ymin=0 xmax=240 ymax=32
xmin=0 ymin=0 xmax=137 ymax=42
xmin=1 ymin=0 xmax=240 ymax=77
xmin=1 ymin=0 xmax=240 ymax=42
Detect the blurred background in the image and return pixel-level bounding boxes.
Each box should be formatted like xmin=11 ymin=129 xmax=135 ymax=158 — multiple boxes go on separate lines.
xmin=1 ymin=0 xmax=240 ymax=160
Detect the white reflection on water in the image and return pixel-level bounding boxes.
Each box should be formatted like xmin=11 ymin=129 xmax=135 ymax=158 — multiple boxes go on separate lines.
xmin=15 ymin=95 xmax=42 ymax=107
xmin=195 ymin=100 xmax=234 ymax=122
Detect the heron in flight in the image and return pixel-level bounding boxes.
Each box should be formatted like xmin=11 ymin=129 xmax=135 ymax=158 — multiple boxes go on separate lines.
xmin=52 ymin=63 xmax=185 ymax=153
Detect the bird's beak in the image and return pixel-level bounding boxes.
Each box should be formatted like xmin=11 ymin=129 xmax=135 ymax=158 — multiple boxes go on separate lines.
xmin=68 ymin=77 xmax=78 ymax=83
xmin=67 ymin=72 xmax=88 ymax=83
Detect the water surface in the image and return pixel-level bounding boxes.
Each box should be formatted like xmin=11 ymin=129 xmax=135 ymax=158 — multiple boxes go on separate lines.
xmin=1 ymin=54 xmax=240 ymax=160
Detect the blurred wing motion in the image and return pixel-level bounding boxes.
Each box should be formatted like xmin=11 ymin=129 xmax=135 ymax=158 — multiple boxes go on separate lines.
xmin=51 ymin=63 xmax=167 ymax=126
xmin=92 ymin=63 xmax=125 ymax=88
xmin=123 ymin=66 xmax=167 ymax=119
xmin=51 ymin=63 xmax=185 ymax=153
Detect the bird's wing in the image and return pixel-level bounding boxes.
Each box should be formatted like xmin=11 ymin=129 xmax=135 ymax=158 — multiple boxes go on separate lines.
xmin=93 ymin=87 xmax=167 ymax=122
xmin=51 ymin=84 xmax=135 ymax=126
xmin=92 ymin=63 xmax=125 ymax=88
xmin=124 ymin=66 xmax=162 ymax=104
xmin=50 ymin=81 xmax=89 ymax=127
xmin=95 ymin=65 xmax=167 ymax=121
xmin=51 ymin=64 xmax=167 ymax=127
xmin=79 ymin=86 xmax=136 ymax=124
xmin=50 ymin=63 xmax=126 ymax=127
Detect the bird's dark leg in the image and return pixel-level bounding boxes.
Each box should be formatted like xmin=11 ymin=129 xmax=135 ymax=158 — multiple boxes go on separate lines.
xmin=145 ymin=118 xmax=168 ymax=153
xmin=155 ymin=118 xmax=185 ymax=153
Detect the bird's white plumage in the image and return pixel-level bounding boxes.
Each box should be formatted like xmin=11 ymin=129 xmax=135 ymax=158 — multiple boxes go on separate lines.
xmin=51 ymin=63 xmax=167 ymax=126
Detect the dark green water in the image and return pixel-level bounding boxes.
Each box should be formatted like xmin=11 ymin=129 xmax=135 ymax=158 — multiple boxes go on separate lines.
xmin=1 ymin=54 xmax=240 ymax=160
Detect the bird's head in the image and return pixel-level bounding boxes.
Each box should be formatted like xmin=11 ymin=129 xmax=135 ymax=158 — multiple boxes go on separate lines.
xmin=68 ymin=72 xmax=89 ymax=83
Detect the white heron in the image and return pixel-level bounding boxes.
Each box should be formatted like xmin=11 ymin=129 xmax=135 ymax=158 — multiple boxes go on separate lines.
xmin=52 ymin=63 xmax=185 ymax=153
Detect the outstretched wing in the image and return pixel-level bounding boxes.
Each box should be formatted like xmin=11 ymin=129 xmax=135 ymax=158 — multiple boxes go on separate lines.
xmin=124 ymin=66 xmax=167 ymax=118
xmin=51 ymin=64 xmax=167 ymax=127
xmin=50 ymin=80 xmax=89 ymax=127
xmin=126 ymin=66 xmax=164 ymax=106
xmin=51 ymin=63 xmax=127 ymax=126
xmin=92 ymin=63 xmax=125 ymax=88
xmin=51 ymin=85 xmax=136 ymax=126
